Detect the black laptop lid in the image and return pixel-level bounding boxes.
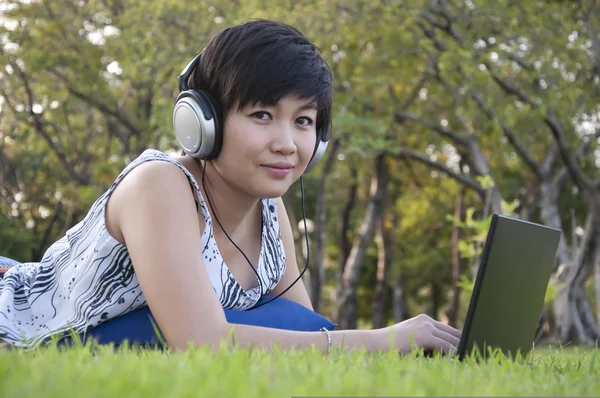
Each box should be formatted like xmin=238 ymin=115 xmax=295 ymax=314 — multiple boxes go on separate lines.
xmin=457 ymin=214 xmax=562 ymax=361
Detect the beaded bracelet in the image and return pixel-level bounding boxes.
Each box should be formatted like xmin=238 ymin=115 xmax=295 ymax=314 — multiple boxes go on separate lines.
xmin=320 ymin=327 xmax=331 ymax=354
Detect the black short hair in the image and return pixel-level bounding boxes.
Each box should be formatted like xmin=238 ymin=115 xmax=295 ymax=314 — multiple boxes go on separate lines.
xmin=190 ymin=19 xmax=333 ymax=138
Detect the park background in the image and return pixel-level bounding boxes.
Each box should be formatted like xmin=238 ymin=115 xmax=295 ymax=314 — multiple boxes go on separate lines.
xmin=1 ymin=0 xmax=600 ymax=349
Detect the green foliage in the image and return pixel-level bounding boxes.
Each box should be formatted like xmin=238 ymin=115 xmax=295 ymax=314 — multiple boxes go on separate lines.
xmin=0 ymin=215 xmax=36 ymax=262
xmin=0 ymin=0 xmax=598 ymax=331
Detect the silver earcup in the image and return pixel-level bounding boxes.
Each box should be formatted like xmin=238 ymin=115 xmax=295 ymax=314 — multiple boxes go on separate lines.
xmin=173 ymin=95 xmax=217 ymax=159
xmin=304 ymin=139 xmax=329 ymax=174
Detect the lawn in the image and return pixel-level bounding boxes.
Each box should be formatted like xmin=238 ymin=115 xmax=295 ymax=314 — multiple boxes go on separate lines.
xmin=0 ymin=341 xmax=599 ymax=397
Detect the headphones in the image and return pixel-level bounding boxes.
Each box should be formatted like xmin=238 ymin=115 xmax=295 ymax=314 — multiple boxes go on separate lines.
xmin=173 ymin=52 xmax=331 ymax=174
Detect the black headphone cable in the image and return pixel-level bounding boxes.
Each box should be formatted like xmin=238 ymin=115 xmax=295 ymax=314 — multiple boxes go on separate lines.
xmin=197 ymin=159 xmax=311 ymax=310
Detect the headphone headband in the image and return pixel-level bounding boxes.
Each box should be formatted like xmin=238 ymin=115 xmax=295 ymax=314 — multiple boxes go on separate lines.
xmin=177 ymin=52 xmax=203 ymax=92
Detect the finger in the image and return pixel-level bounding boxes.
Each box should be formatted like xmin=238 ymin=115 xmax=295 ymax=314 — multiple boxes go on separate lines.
xmin=431 ymin=326 xmax=460 ymax=348
xmin=432 ymin=320 xmax=462 ymax=340
xmin=429 ymin=335 xmax=456 ymax=355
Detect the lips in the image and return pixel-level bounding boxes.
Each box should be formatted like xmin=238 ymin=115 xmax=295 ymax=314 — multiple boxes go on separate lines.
xmin=261 ymin=162 xmax=294 ymax=169
xmin=261 ymin=162 xmax=294 ymax=177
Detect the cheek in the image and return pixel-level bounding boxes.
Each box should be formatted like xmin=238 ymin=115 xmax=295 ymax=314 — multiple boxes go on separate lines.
xmin=299 ymin=134 xmax=318 ymax=162
xmin=219 ymin=131 xmax=265 ymax=173
xmin=221 ymin=123 xmax=256 ymax=155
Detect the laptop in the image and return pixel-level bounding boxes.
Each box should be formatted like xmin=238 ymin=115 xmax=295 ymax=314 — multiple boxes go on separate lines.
xmin=456 ymin=213 xmax=562 ymax=361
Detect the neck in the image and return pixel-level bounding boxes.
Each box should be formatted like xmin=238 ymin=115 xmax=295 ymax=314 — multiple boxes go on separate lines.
xmin=194 ymin=159 xmax=261 ymax=238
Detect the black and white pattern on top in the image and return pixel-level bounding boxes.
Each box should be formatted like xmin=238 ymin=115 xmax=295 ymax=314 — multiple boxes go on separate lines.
xmin=0 ymin=149 xmax=287 ymax=347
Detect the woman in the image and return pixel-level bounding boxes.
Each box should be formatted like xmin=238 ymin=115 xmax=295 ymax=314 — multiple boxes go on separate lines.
xmin=0 ymin=19 xmax=461 ymax=354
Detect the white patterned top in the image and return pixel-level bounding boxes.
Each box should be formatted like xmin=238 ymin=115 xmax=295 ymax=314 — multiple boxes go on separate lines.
xmin=0 ymin=149 xmax=287 ymax=348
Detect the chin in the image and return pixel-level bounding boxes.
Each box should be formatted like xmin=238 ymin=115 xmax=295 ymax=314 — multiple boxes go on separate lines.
xmin=251 ymin=170 xmax=302 ymax=198
xmin=252 ymin=178 xmax=296 ymax=199
xmin=256 ymin=186 xmax=291 ymax=199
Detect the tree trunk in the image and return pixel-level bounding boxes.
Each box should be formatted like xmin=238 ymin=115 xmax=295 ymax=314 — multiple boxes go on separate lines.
xmin=552 ymin=206 xmax=600 ymax=345
xmin=372 ymin=214 xmax=391 ymax=329
xmin=282 ymin=192 xmax=308 ymax=281
xmin=431 ymin=283 xmax=442 ymax=320
xmin=539 ymin=182 xmax=570 ymax=273
xmin=595 ymin=253 xmax=600 ymax=326
xmin=519 ymin=180 xmax=540 ymax=221
xmin=464 ymin=135 xmax=504 ymax=214
xmin=448 ymin=185 xmax=466 ymax=327
xmin=572 ymin=238 xmax=600 ymax=343
xmin=552 ymin=214 xmax=590 ymax=345
xmin=470 ymin=186 xmax=496 ymax=279
xmin=337 ymin=153 xmax=388 ymax=329
xmin=393 ymin=273 xmax=410 ymax=323
xmin=335 ymin=165 xmax=359 ymax=322
xmin=310 ymin=138 xmax=341 ymax=313
xmin=532 ymin=180 xmax=569 ymax=342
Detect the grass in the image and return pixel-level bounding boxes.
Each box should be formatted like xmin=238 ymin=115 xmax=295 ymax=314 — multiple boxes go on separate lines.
xmin=1 ymin=341 xmax=599 ymax=397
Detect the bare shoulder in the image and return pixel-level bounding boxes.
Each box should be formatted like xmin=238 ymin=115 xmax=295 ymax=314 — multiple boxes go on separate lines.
xmin=105 ymin=160 xmax=202 ymax=245
xmin=102 ymin=159 xmax=229 ymax=349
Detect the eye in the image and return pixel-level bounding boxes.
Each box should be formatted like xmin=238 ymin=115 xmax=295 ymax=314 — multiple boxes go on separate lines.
xmin=296 ymin=117 xmax=313 ymax=127
xmin=250 ymin=111 xmax=272 ymax=120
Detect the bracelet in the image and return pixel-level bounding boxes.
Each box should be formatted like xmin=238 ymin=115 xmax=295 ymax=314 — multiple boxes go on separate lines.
xmin=320 ymin=327 xmax=331 ymax=355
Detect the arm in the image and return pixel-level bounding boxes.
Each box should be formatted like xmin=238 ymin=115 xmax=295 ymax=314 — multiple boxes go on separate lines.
xmin=266 ymin=197 xmax=314 ymax=310
xmin=112 ymin=161 xmax=376 ymax=352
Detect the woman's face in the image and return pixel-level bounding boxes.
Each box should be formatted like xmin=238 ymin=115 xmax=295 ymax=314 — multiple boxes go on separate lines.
xmin=212 ymin=93 xmax=318 ymax=199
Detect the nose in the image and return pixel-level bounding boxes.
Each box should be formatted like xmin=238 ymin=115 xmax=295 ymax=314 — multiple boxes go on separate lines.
xmin=270 ymin=123 xmax=297 ymax=156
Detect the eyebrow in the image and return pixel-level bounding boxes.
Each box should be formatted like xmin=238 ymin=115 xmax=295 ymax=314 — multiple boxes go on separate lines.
xmin=298 ymin=102 xmax=318 ymax=111
xmin=261 ymin=101 xmax=318 ymax=112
